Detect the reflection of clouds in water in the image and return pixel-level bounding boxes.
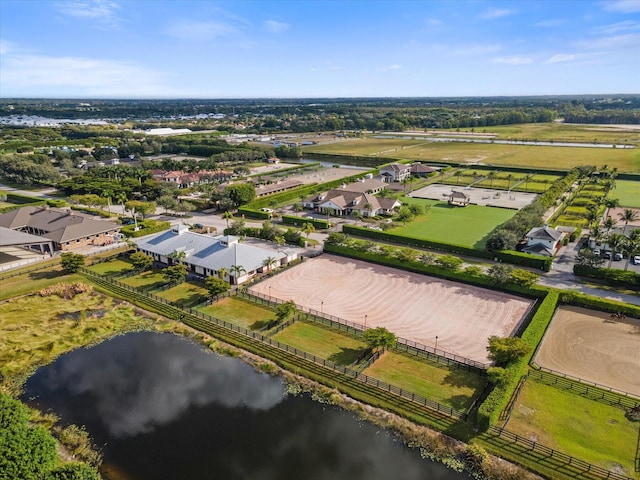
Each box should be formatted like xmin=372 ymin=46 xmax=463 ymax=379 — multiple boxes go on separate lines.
xmin=39 ymin=333 xmax=285 ymax=438
xmin=226 ymin=406 xmax=455 ymax=480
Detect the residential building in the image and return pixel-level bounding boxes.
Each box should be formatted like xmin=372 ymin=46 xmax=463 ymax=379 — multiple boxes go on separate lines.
xmin=523 ymin=225 xmax=565 ymax=256
xmin=410 ymin=162 xmax=437 ymax=177
xmin=379 ymin=163 xmax=411 ymax=183
xmin=0 ymin=206 xmax=120 ymax=250
xmin=133 ymin=224 xmax=297 ymax=285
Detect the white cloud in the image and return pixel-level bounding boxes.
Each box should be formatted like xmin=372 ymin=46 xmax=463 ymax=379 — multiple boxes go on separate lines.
xmin=263 ymin=20 xmax=289 ymax=33
xmin=574 ymin=32 xmax=640 ymax=50
xmin=1 ymin=51 xmax=176 ymax=97
xmin=593 ymin=20 xmax=640 ymax=35
xmin=480 ymin=8 xmax=516 ymax=19
xmin=378 ymin=64 xmax=402 ymax=71
xmin=545 ymin=54 xmax=575 ymax=64
xmin=533 ymin=19 xmax=565 ymax=27
xmin=165 ymin=20 xmax=241 ymax=42
xmin=492 ymin=56 xmax=533 ymax=65
xmin=55 ymin=0 xmax=120 ymax=20
xmin=425 ymin=17 xmax=443 ymax=27
xmin=602 ymin=0 xmax=640 ymax=13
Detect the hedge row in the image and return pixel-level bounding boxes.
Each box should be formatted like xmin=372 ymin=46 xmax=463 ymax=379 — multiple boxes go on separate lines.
xmin=573 ymin=264 xmax=640 ymax=288
xmin=281 ymin=215 xmax=329 ymax=229
xmin=121 ymin=220 xmax=171 ymax=238
xmin=237 ymin=208 xmax=271 ymax=220
xmin=476 ymin=290 xmax=559 ymax=430
xmin=5 ymin=192 xmax=45 ymax=204
xmin=69 ymin=205 xmax=114 ymax=218
xmin=341 ymin=225 xmax=552 ymax=271
xmin=559 ymin=290 xmax=640 ymax=319
xmin=323 ymin=242 xmax=547 ymax=300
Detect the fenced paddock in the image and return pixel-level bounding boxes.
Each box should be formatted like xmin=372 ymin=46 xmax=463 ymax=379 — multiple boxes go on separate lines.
xmin=534 ymin=306 xmax=640 ymax=397
xmin=250 ymin=255 xmax=533 ymax=364
xmin=409 ymin=183 xmax=538 ymax=210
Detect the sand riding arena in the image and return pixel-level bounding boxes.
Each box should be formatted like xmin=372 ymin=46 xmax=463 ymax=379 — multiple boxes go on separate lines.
xmin=534 ymin=306 xmax=640 ymax=397
xmin=250 ymin=255 xmax=534 ymax=364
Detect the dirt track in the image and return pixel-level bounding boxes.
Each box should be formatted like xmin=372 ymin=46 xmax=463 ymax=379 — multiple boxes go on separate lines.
xmin=252 ymin=255 xmax=532 ymax=363
xmin=535 ymin=306 xmax=640 ymax=396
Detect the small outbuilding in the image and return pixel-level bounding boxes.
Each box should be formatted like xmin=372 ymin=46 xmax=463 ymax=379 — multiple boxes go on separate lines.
xmin=448 ymin=191 xmax=470 ymax=207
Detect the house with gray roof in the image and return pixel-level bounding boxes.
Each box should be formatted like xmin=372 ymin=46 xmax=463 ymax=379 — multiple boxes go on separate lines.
xmin=523 ymin=225 xmax=565 ymax=256
xmin=133 ymin=224 xmax=296 ymax=285
xmin=379 ymin=163 xmax=411 ymax=183
xmin=0 ymin=206 xmax=120 ymax=251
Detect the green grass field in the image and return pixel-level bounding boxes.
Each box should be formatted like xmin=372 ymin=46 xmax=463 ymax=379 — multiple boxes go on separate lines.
xmin=87 ymin=259 xmax=134 ymax=276
xmin=120 ymin=270 xmax=168 ymax=291
xmin=156 ymin=281 xmax=209 ymax=307
xmin=506 ymin=379 xmax=637 ymax=474
xmin=363 ymin=351 xmax=486 ymax=410
xmin=272 ymin=321 xmax=367 ymax=365
xmin=304 ymin=137 xmax=640 ymax=172
xmin=0 ymin=268 xmax=76 ymax=301
xmin=611 ymin=179 xmax=640 ymax=208
xmin=394 ymin=198 xmax=515 ymax=248
xmin=197 ymin=297 xmax=275 ymax=330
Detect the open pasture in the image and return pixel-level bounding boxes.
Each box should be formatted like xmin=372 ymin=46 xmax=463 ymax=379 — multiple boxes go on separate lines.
xmin=197 ymin=297 xmax=275 ymax=330
xmin=304 ymin=138 xmax=640 ymax=172
xmin=155 ymin=281 xmax=209 ymax=308
xmin=506 ymin=379 xmax=637 ymax=475
xmin=611 ymin=179 xmax=640 ymax=208
xmin=395 ymin=196 xmax=517 ymax=247
xmin=534 ymin=306 xmax=640 ymax=397
xmin=251 ymin=255 xmax=533 ymax=364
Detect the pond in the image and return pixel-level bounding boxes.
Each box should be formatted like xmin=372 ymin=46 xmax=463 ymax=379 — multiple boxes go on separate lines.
xmin=22 ymin=332 xmax=471 ymax=480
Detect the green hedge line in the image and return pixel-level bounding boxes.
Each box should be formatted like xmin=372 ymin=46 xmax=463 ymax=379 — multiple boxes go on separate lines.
xmin=476 ymin=290 xmax=559 ymax=430
xmin=341 ymin=225 xmax=552 ymax=271
xmin=573 ymin=264 xmax=640 ymax=288
xmin=121 ymin=220 xmax=171 ymax=238
xmin=69 ymin=205 xmax=114 ymax=218
xmin=323 ymin=242 xmax=547 ymax=299
xmin=559 ymin=290 xmax=640 ymax=318
xmin=237 ymin=208 xmax=271 ymax=220
xmin=5 ymin=192 xmax=44 ymax=204
xmin=281 ymin=215 xmax=329 ymax=229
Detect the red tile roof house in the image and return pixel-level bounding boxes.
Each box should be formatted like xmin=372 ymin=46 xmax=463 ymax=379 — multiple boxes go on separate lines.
xmin=0 ymin=206 xmax=121 ymax=251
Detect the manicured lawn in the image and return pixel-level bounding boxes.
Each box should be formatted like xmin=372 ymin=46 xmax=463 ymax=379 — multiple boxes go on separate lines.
xmin=506 ymin=379 xmax=636 ymax=474
xmin=363 ymin=351 xmax=486 ymax=410
xmin=305 ymin=138 xmax=640 ymax=172
xmin=156 ymin=281 xmax=209 ymax=307
xmin=272 ymin=321 xmax=367 ymax=365
xmin=197 ymin=297 xmax=275 ymax=330
xmin=612 ymin=179 xmax=640 ymax=208
xmin=0 ymin=268 xmax=73 ymax=301
xmin=393 ymin=199 xmax=515 ymax=248
xmin=87 ymin=259 xmax=134 ymax=276
xmin=120 ymin=270 xmax=168 ymax=291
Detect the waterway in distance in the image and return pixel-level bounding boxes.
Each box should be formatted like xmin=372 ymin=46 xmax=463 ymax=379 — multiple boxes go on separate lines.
xmin=22 ymin=332 xmax=472 ymax=480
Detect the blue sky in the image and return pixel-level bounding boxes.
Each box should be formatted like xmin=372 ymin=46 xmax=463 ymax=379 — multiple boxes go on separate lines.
xmin=0 ymin=0 xmax=638 ymax=98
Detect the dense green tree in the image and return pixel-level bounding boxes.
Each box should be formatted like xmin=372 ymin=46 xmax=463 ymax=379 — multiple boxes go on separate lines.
xmin=435 ymin=255 xmax=463 ymax=271
xmin=222 ymin=183 xmax=256 ymax=207
xmin=162 ymin=264 xmax=187 ymax=284
xmin=363 ymin=327 xmax=397 ymax=352
xmin=204 ymin=276 xmax=230 ymax=297
xmin=487 ymin=336 xmax=530 ymax=366
xmin=275 ymin=300 xmax=297 ymax=323
xmin=130 ymin=251 xmax=153 ymax=271
xmin=60 ymin=252 xmax=85 ymax=273
xmin=487 ymin=264 xmax=513 ymax=285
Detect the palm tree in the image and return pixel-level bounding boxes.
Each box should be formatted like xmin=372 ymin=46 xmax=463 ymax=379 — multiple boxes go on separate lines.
xmin=486 ymin=171 xmax=496 ymax=188
xmin=223 ymin=210 xmax=234 ymax=228
xmin=262 ymin=256 xmax=277 ymax=272
xmin=618 ymin=208 xmax=639 ymax=235
xmin=624 ymin=229 xmax=640 ymax=271
xmin=603 ymin=198 xmax=619 ymax=220
xmin=115 ymin=192 xmax=128 ymax=215
xmin=217 ymin=267 xmax=228 ymax=281
xmin=603 ymin=216 xmax=615 ymax=234
xmin=507 ymin=174 xmax=513 ymax=192
xmin=301 ymin=222 xmax=315 ymax=244
xmin=101 ymin=189 xmax=114 ymax=214
xmin=230 ymin=264 xmax=246 ymax=285
xmin=363 ymin=202 xmax=373 ymax=218
xmin=605 ymin=233 xmax=625 ymax=268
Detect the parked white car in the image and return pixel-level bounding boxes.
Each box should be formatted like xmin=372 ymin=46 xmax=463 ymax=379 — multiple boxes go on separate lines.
xmin=633 ymin=255 xmax=640 ymax=265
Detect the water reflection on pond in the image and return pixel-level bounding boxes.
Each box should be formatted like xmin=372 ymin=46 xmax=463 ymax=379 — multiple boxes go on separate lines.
xmin=23 ymin=332 xmax=470 ymax=480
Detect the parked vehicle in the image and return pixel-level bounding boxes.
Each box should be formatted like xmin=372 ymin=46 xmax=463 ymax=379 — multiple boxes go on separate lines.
xmin=613 ymin=252 xmax=623 ymax=261
xmin=593 ymin=248 xmax=601 ymax=256
xmin=633 ymin=255 xmax=640 ymax=265
xmin=603 ymin=251 xmax=612 ymax=259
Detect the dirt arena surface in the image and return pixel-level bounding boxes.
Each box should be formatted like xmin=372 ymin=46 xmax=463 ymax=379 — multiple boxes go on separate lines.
xmin=535 ymin=306 xmax=640 ymax=396
xmin=409 ymin=183 xmax=538 ymax=210
xmin=251 ymin=255 xmax=533 ymax=363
